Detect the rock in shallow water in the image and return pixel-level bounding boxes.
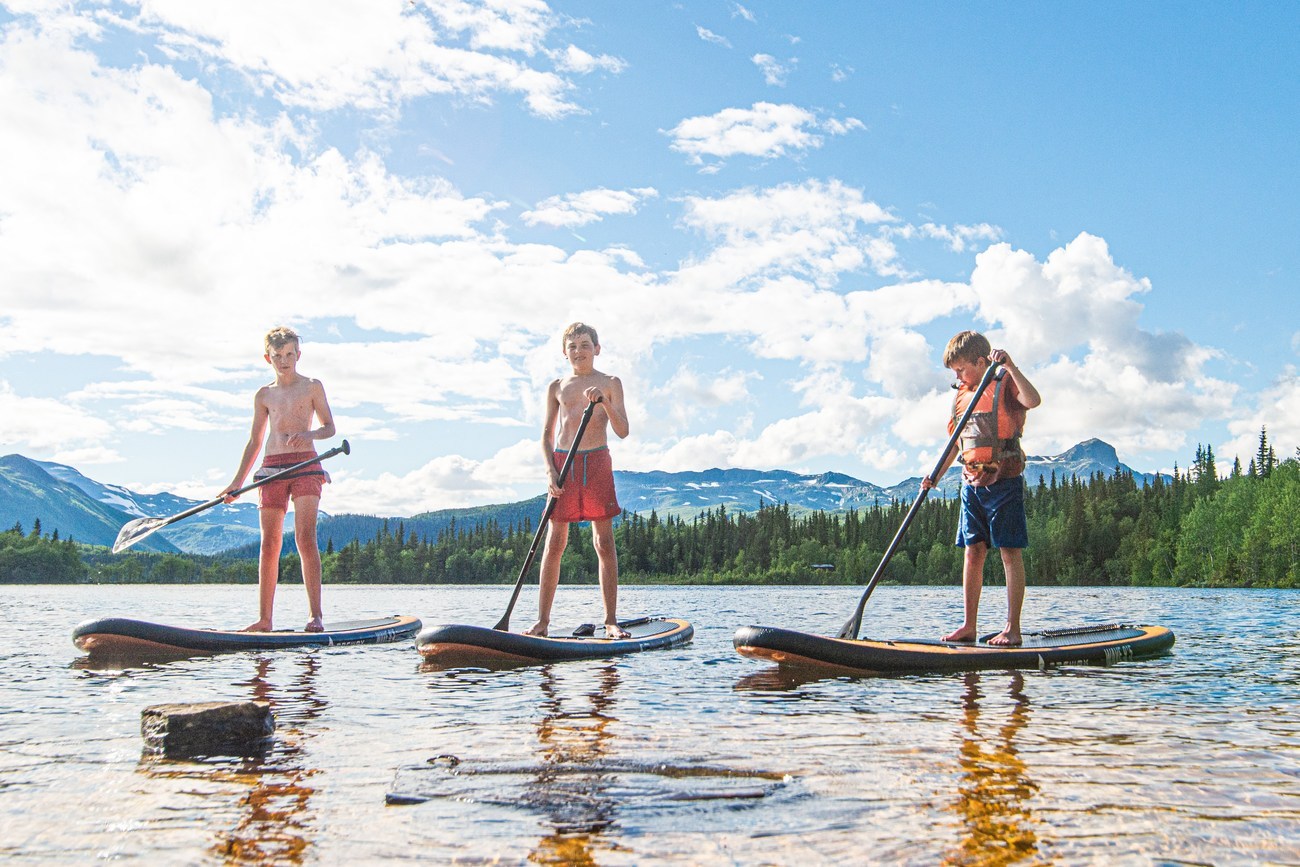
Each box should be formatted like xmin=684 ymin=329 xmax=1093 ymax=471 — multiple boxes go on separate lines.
xmin=141 ymin=700 xmax=275 ymax=758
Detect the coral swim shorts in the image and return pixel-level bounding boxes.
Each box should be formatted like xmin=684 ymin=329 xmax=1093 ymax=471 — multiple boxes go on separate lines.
xmin=550 ymin=446 xmax=621 ymax=523
xmin=256 ymin=451 xmax=329 ymax=511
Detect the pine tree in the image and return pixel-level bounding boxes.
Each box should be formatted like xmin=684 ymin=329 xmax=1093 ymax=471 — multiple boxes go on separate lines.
xmin=1256 ymin=427 xmax=1273 ymax=479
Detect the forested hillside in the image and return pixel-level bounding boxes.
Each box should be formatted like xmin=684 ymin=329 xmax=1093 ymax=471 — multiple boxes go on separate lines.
xmin=5 ymin=432 xmax=1296 ymax=589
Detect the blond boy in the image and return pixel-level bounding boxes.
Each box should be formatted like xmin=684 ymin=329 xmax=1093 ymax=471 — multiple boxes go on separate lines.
xmin=921 ymin=331 xmax=1041 ymax=646
xmin=222 ymin=326 xmax=336 ymax=632
xmin=527 ymin=322 xmax=631 ymax=639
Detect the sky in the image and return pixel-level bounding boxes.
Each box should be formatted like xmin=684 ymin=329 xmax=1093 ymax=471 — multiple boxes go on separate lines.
xmin=1 ymin=1 xmax=1298 ymax=517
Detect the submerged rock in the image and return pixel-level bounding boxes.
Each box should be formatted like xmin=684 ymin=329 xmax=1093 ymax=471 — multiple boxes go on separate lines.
xmin=141 ymin=700 xmax=275 ymax=758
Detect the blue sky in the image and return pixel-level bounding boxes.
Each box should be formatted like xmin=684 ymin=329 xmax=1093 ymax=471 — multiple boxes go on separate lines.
xmin=1 ymin=1 xmax=1297 ymax=516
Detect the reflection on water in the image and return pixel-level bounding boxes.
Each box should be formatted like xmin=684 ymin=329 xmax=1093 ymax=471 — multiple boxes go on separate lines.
xmin=137 ymin=653 xmax=325 ymax=863
xmin=6 ymin=585 xmax=1299 ymax=863
xmin=945 ymin=671 xmax=1040 ymax=867
xmin=527 ymin=664 xmax=622 ymax=864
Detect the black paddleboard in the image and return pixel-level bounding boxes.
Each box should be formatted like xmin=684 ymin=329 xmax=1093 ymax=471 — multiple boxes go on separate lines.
xmin=417 ymin=616 xmax=693 ymax=666
xmin=73 ymin=614 xmax=422 ymax=659
xmin=733 ymin=623 xmax=1174 ymax=675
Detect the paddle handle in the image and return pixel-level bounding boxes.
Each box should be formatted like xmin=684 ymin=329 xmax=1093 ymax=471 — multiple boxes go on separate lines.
xmin=494 ymin=400 xmax=600 ymax=632
xmin=111 ymin=440 xmax=352 ymax=553
xmin=837 ymin=362 xmax=1002 ymax=640
xmin=224 ymin=440 xmax=350 ymax=501
xmin=176 ymin=440 xmax=349 ymax=521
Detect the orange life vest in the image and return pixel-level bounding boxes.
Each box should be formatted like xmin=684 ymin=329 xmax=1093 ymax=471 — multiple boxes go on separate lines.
xmin=949 ymin=371 xmax=1026 ymax=486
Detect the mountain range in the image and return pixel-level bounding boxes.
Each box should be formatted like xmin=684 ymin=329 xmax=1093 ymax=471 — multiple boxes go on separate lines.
xmin=1 ymin=439 xmax=1164 ymax=557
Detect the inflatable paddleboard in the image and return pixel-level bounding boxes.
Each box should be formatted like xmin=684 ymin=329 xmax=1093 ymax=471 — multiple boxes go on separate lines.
xmin=73 ymin=614 xmax=422 ymax=659
xmin=417 ymin=616 xmax=693 ymax=666
xmin=733 ymin=623 xmax=1174 ymax=675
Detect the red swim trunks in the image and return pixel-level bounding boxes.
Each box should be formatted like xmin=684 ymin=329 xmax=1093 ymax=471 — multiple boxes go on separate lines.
xmin=256 ymin=451 xmax=329 ymax=510
xmin=550 ymin=446 xmax=620 ymax=523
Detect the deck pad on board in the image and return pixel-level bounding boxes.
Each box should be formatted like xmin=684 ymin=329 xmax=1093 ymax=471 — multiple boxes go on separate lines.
xmin=73 ymin=614 xmax=422 ymax=658
xmin=417 ymin=617 xmax=693 ymax=665
xmin=734 ymin=623 xmax=1174 ymax=674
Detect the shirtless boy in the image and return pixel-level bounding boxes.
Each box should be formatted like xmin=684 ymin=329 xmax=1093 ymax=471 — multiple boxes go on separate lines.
xmin=222 ymin=326 xmax=336 ymax=633
xmin=921 ymin=331 xmax=1041 ymax=646
xmin=527 ymin=322 xmax=631 ymax=639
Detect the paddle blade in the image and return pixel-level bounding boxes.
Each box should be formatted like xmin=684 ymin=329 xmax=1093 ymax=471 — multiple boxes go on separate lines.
xmin=111 ymin=516 xmax=169 ymax=553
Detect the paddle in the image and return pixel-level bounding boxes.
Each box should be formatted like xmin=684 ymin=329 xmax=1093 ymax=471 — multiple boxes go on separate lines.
xmin=836 ymin=361 xmax=1003 ymax=640
xmin=494 ymin=398 xmax=600 ymax=632
xmin=111 ymin=441 xmax=351 ymax=553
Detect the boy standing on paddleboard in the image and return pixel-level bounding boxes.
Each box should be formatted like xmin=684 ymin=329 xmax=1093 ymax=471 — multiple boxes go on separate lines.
xmin=222 ymin=326 xmax=337 ymax=633
xmin=527 ymin=322 xmax=631 ymax=639
xmin=921 ymin=330 xmax=1041 ymax=646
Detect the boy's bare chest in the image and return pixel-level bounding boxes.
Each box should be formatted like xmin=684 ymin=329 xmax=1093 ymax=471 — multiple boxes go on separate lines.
xmin=557 ymin=375 xmax=605 ymax=406
xmin=265 ymin=382 xmax=314 ymax=418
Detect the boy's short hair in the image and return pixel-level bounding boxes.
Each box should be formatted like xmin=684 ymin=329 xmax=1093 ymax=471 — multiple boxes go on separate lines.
xmin=943 ymin=330 xmax=991 ymax=367
xmin=264 ymin=326 xmax=301 ymax=353
xmin=562 ymin=321 xmax=599 ymax=348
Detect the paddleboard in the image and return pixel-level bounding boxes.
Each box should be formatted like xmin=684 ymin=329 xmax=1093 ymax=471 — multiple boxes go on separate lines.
xmin=73 ymin=614 xmax=422 ymax=659
xmin=417 ymin=616 xmax=693 ymax=666
xmin=733 ymin=623 xmax=1174 ymax=675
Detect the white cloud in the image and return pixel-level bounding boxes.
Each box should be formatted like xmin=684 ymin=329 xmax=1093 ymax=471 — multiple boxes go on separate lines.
xmin=552 ymin=43 xmax=626 ymax=74
xmin=696 ymin=26 xmax=731 ymax=48
xmin=0 ymin=382 xmax=116 ymax=457
xmin=1220 ymin=368 xmax=1300 ymax=468
xmin=0 ymin=8 xmax=1254 ymax=509
xmin=652 ymin=364 xmax=757 ymax=428
xmin=959 ymin=233 xmax=1238 ymax=458
xmin=109 ymin=0 xmax=618 ymax=119
xmin=665 ymin=102 xmax=864 ymax=166
xmin=521 ymin=187 xmax=659 ymax=228
xmin=329 ymin=437 xmax=540 ymax=514
xmin=752 ymin=53 xmax=794 ymax=86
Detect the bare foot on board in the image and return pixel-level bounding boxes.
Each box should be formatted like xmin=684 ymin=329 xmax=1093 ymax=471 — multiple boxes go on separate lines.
xmin=243 ymin=620 xmax=272 ymax=633
xmin=304 ymin=617 xmax=325 ymax=633
xmin=987 ymin=628 xmax=1022 ymax=647
xmin=942 ymin=626 xmax=977 ymax=643
xmin=524 ymin=622 xmax=549 ymax=637
xmin=604 ymin=623 xmax=631 ymax=639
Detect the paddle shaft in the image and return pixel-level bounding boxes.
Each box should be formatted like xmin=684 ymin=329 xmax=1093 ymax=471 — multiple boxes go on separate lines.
xmin=112 ymin=441 xmax=350 ymax=552
xmin=837 ymin=362 xmax=1002 ymax=640
xmin=494 ymin=399 xmax=600 ymax=632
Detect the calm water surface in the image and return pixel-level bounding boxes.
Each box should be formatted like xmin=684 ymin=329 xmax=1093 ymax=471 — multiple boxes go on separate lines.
xmin=0 ymin=584 xmax=1297 ymax=865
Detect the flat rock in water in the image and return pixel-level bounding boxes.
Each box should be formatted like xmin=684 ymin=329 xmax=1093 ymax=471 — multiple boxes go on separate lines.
xmin=141 ymin=700 xmax=274 ymax=758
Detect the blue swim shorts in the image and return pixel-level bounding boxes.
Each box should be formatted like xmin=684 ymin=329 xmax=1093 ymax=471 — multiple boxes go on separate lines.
xmin=956 ymin=476 xmax=1029 ymax=550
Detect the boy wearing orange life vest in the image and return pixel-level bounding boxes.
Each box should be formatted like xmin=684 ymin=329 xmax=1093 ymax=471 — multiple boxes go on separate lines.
xmin=921 ymin=331 xmax=1042 ymax=646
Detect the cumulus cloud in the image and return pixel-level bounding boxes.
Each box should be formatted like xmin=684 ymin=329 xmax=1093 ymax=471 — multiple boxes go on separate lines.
xmin=0 ymin=381 xmax=116 ymax=459
xmin=329 ymin=437 xmax=540 ymax=515
xmin=0 ymin=6 xmax=1250 ymax=511
xmin=664 ymin=101 xmax=865 ymax=166
xmin=1220 ymin=369 xmax=1300 ymax=468
xmin=521 ymin=187 xmax=659 ymax=228
xmin=651 ymin=363 xmax=757 ymax=429
xmin=106 ymin=0 xmax=621 ymax=119
xmin=957 ymin=233 xmax=1238 ymax=458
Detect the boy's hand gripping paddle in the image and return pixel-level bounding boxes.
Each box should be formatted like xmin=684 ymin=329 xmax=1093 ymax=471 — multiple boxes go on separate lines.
xmin=111 ymin=441 xmax=351 ymax=553
xmin=836 ymin=362 xmax=1001 ymax=640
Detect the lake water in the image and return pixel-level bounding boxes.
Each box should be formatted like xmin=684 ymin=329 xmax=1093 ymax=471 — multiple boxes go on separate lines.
xmin=1 ymin=583 xmax=1297 ymax=865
